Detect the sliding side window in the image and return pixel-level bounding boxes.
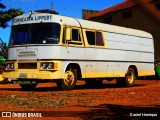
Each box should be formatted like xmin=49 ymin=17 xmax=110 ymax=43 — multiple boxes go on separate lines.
xmin=86 ymin=31 xmax=104 ymax=46
xmin=71 ymin=28 xmax=81 ymax=42
xmin=62 ymin=27 xmax=82 ymax=45
xmin=86 ymin=31 xmax=95 ymax=45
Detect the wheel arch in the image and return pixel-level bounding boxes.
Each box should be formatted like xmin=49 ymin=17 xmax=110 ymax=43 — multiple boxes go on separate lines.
xmin=65 ymin=63 xmax=82 ymax=80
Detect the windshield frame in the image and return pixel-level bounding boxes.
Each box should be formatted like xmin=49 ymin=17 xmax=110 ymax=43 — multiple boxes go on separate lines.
xmin=9 ymin=22 xmax=61 ymax=46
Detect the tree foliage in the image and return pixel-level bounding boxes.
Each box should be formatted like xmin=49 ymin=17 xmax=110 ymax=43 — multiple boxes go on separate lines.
xmin=0 ymin=0 xmax=24 ymax=28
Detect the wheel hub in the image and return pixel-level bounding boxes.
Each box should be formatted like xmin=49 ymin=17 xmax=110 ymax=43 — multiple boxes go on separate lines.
xmin=64 ymin=71 xmax=74 ymax=85
xmin=127 ymin=71 xmax=134 ymax=83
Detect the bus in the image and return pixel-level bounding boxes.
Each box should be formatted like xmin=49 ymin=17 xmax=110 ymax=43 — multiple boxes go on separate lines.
xmin=3 ymin=12 xmax=155 ymax=90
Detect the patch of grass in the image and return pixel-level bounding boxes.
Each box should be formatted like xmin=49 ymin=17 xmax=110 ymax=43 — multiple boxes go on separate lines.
xmin=0 ymin=92 xmax=98 ymax=108
xmin=0 ymin=95 xmax=67 ymax=108
xmin=60 ymin=93 xmax=77 ymax=97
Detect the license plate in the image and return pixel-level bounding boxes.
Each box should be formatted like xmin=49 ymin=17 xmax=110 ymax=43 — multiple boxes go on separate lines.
xmin=19 ymin=73 xmax=27 ymax=78
xmin=13 ymin=81 xmax=36 ymax=84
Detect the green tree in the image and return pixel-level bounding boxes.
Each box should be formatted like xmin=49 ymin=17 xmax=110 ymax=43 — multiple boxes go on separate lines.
xmin=0 ymin=0 xmax=24 ymax=28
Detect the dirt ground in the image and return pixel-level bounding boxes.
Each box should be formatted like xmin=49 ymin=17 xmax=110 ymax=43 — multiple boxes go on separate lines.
xmin=0 ymin=79 xmax=160 ymax=120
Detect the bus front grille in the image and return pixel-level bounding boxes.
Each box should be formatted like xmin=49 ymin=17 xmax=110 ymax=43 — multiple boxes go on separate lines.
xmin=18 ymin=63 xmax=37 ymax=69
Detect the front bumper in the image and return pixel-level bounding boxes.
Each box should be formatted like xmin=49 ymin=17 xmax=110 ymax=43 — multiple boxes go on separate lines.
xmin=3 ymin=69 xmax=63 ymax=80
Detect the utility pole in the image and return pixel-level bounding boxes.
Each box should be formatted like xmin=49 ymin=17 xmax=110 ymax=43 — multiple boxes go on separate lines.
xmin=51 ymin=2 xmax=54 ymax=11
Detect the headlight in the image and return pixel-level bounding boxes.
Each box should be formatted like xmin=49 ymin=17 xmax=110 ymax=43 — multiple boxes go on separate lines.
xmin=40 ymin=62 xmax=54 ymax=70
xmin=6 ymin=63 xmax=15 ymax=70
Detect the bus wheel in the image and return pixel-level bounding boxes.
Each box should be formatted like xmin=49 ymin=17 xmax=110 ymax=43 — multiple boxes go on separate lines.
xmin=19 ymin=84 xmax=37 ymax=90
xmin=57 ymin=70 xmax=77 ymax=90
xmin=117 ymin=68 xmax=135 ymax=87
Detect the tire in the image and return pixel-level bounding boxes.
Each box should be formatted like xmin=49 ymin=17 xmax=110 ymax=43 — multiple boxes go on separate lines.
xmin=85 ymin=79 xmax=103 ymax=88
xmin=56 ymin=69 xmax=77 ymax=90
xmin=19 ymin=83 xmax=37 ymax=90
xmin=116 ymin=68 xmax=135 ymax=87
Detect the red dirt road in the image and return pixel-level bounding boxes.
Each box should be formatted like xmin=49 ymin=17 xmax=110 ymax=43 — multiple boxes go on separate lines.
xmin=0 ymin=79 xmax=160 ymax=120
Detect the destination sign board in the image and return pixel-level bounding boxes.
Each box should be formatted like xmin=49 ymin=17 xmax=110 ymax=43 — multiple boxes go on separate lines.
xmin=13 ymin=15 xmax=52 ymax=24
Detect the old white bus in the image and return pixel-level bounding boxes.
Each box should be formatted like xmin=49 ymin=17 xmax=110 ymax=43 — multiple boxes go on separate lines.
xmin=3 ymin=13 xmax=155 ymax=90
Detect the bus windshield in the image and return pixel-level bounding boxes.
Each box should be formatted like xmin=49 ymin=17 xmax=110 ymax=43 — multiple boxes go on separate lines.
xmin=10 ymin=23 xmax=61 ymax=45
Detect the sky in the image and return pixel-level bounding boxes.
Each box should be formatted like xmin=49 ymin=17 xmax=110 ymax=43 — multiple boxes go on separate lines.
xmin=0 ymin=0 xmax=125 ymax=45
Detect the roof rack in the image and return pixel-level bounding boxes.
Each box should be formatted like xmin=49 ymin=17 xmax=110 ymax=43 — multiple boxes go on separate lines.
xmin=34 ymin=9 xmax=59 ymax=15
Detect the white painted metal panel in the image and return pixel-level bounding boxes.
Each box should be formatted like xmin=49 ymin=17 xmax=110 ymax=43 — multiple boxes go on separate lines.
xmin=7 ymin=45 xmax=154 ymax=78
xmin=106 ymin=32 xmax=154 ymax=52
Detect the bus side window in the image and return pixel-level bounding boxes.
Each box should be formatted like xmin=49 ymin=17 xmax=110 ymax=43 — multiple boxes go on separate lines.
xmin=86 ymin=31 xmax=104 ymax=46
xmin=86 ymin=31 xmax=95 ymax=45
xmin=96 ymin=32 xmax=104 ymax=46
xmin=71 ymin=28 xmax=81 ymax=42
xmin=62 ymin=27 xmax=83 ymax=45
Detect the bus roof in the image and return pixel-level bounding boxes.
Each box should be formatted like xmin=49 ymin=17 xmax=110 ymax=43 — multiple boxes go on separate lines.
xmin=12 ymin=13 xmax=152 ymax=38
